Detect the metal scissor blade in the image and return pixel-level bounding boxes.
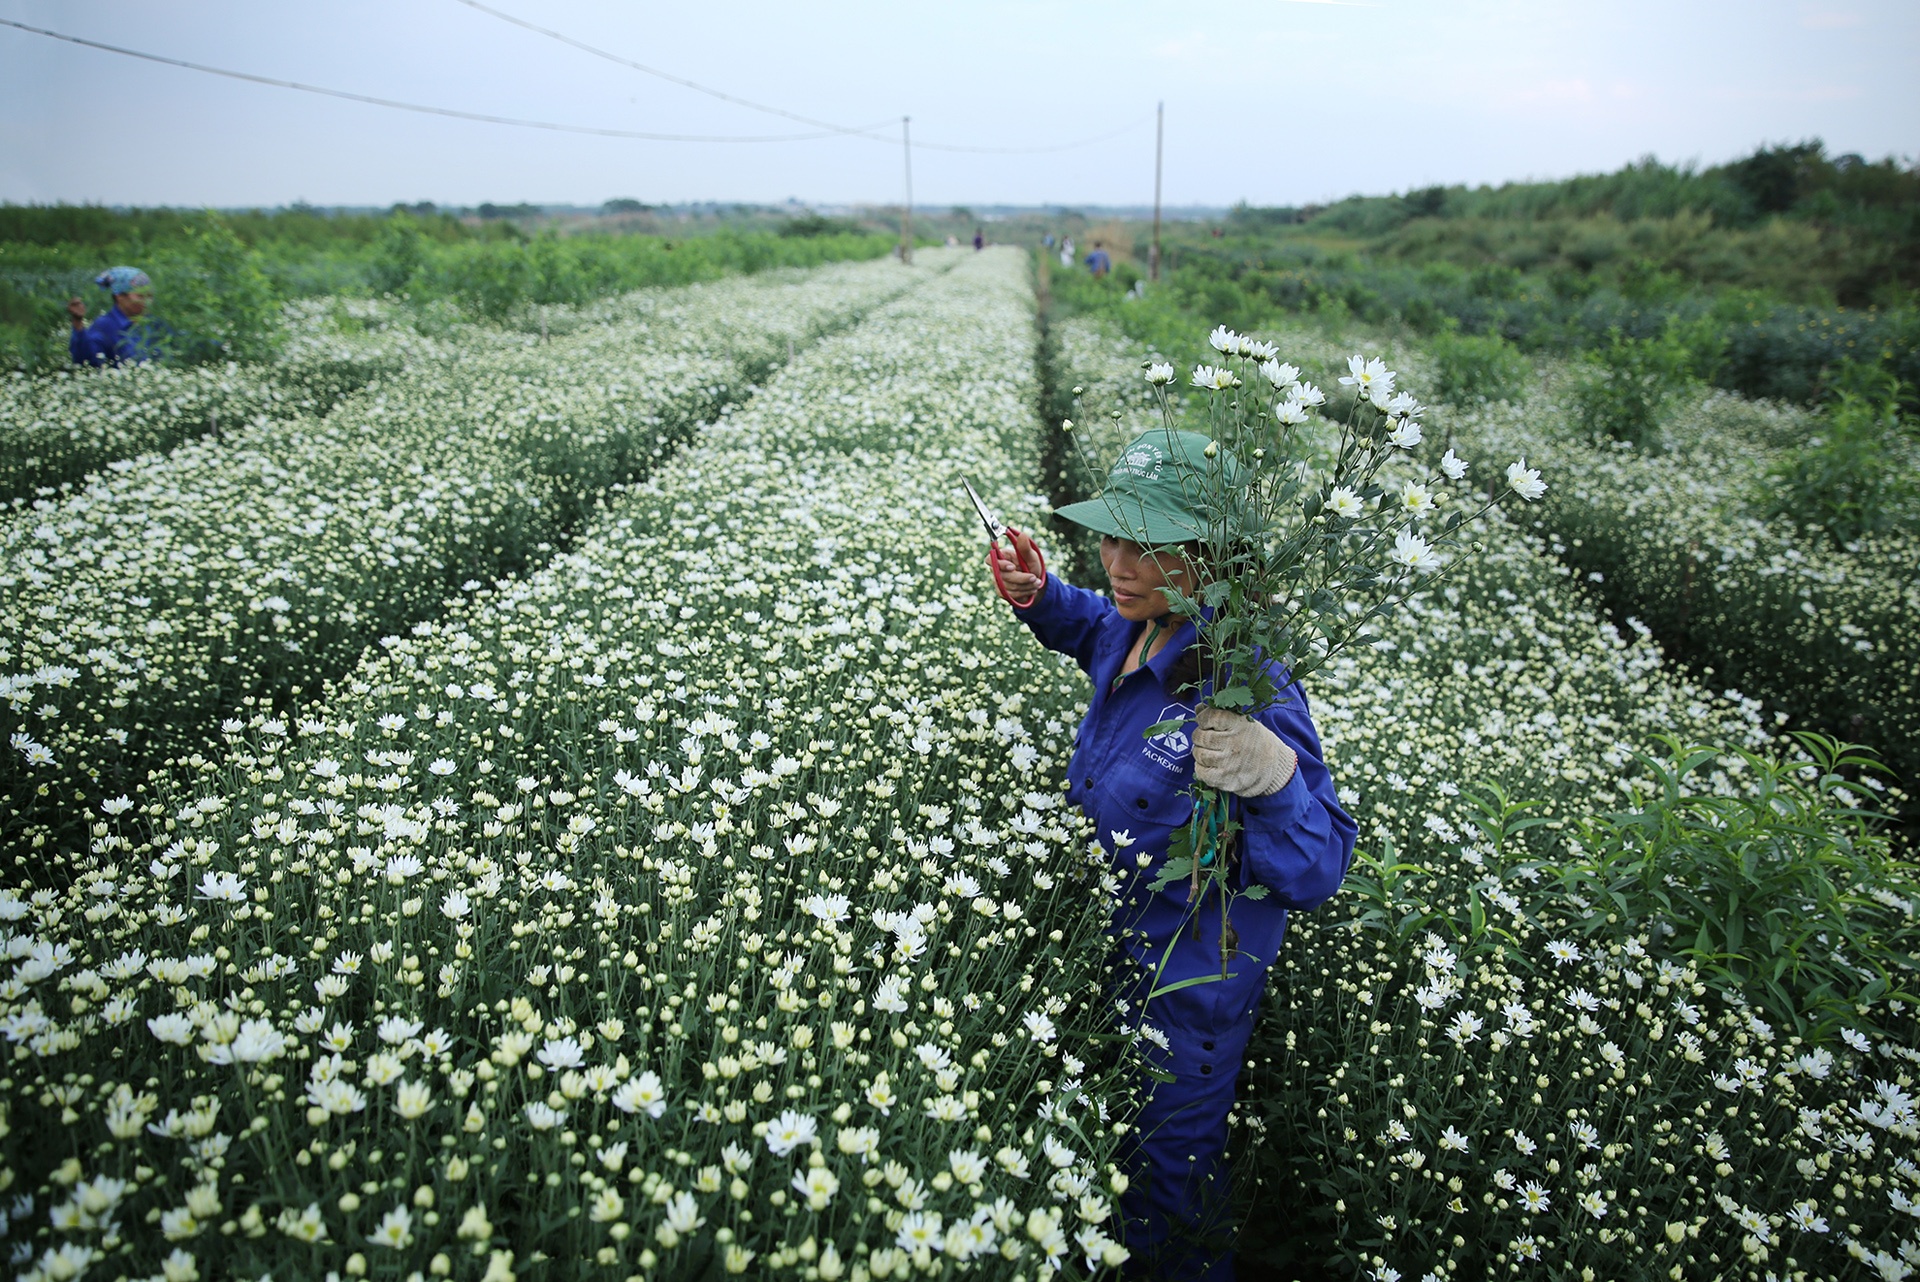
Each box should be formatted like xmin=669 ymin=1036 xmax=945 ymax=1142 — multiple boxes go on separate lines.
xmin=959 ymin=477 xmax=1006 ymax=543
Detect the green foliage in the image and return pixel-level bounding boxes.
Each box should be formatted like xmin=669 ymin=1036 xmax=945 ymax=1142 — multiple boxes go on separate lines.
xmin=1762 ymin=367 xmax=1917 ymax=545
xmin=368 ymin=213 xmax=428 ymax=296
xmin=1427 ymin=324 xmax=1530 ymax=405
xmin=0 ymin=277 xmax=64 ymax=373
xmin=143 ymin=216 xmax=282 ymax=364
xmin=779 ymin=213 xmax=865 ymax=239
xmin=1568 ymin=325 xmax=1693 ymax=448
xmin=1537 ymin=735 xmax=1918 ymax=1038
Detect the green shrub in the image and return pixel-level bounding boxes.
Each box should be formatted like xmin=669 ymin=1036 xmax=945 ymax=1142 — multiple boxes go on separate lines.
xmin=1236 ymin=737 xmax=1917 ymax=1281
xmin=1538 ymin=735 xmax=1918 ymax=1039
xmin=144 ymin=215 xmax=282 ymax=364
xmin=1568 ymin=324 xmax=1693 ymax=448
xmin=1762 ymin=368 xmax=1917 ymax=546
xmin=1428 ymin=324 xmax=1530 ymax=405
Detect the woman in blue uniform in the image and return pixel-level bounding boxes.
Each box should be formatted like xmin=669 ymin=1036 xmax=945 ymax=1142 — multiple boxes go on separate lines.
xmin=68 ymin=266 xmax=157 ymax=366
xmin=988 ymin=428 xmax=1356 ymax=1279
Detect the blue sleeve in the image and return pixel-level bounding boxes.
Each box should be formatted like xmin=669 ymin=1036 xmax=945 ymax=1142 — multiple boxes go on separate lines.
xmin=70 ymin=319 xmax=108 ymax=366
xmin=1234 ymin=690 xmax=1356 ymax=912
xmin=1009 ymin=574 xmax=1115 ymax=675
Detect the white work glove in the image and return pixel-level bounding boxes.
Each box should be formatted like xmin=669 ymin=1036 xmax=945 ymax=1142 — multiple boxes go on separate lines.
xmin=1192 ymin=706 xmax=1298 ymax=798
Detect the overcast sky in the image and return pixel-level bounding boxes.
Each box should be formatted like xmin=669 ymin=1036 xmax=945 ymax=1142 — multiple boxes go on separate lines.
xmin=1 ymin=0 xmax=1914 ymax=210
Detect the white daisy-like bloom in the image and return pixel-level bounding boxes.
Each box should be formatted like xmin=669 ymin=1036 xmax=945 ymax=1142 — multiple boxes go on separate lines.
xmin=536 ymin=1037 xmax=584 ymax=1070
xmin=1190 ymin=364 xmax=1240 ymax=391
xmin=1438 ymin=1126 xmax=1469 ymax=1152
xmin=1387 ymin=529 xmax=1442 ymax=575
xmin=1144 ymin=362 xmax=1175 ymax=386
xmin=524 ymin=1101 xmax=566 ymax=1130
xmin=1275 ymin=399 xmax=1311 ymax=426
xmin=1439 ymin=447 xmax=1469 ymax=480
xmin=1259 ymin=359 xmax=1301 ymax=389
xmin=873 ymin=974 xmax=910 ymax=1014
xmin=1325 ymin=486 xmax=1364 ymax=520
xmin=764 ymin=1108 xmax=818 ymax=1156
xmin=1506 ymin=457 xmax=1547 ymax=501
xmin=194 ymin=871 xmax=246 ymax=903
xmin=791 ymin=1165 xmax=839 ymax=1210
xmin=1208 ymin=325 xmax=1239 ymax=354
xmin=1386 ymin=418 xmax=1424 ymax=449
xmin=612 ymin=1070 xmax=667 ymax=1118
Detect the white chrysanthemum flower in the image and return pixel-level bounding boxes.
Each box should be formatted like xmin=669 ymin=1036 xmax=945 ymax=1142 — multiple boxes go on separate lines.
xmin=1144 ymin=362 xmax=1175 ymax=386
xmin=1387 ymin=529 xmax=1442 ymax=574
xmin=1325 ymin=487 xmax=1363 ymax=520
xmin=537 ymin=1037 xmax=585 ymax=1070
xmin=1258 ymin=359 xmax=1301 ymax=389
xmin=1439 ymin=448 xmax=1468 ymax=480
xmin=194 ymin=871 xmax=246 ymax=903
xmin=1506 ymin=457 xmax=1547 ymax=501
xmin=764 ymin=1109 xmax=818 ymax=1156
xmin=612 ymin=1070 xmax=667 ymax=1118
xmin=1397 ymin=481 xmax=1437 ymax=516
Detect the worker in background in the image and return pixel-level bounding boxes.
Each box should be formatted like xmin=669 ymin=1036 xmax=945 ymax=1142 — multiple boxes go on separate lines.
xmin=973 ymin=227 xmax=985 ymax=251
xmin=1085 ymin=241 xmax=1112 ymax=278
xmin=69 ymin=267 xmax=157 ymax=367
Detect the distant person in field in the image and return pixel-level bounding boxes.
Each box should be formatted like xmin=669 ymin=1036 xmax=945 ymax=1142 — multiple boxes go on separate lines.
xmin=1060 ymin=236 xmax=1075 ymax=268
xmin=1085 ymin=241 xmax=1112 ymax=278
xmin=68 ymin=267 xmax=156 ymax=367
xmin=973 ymin=227 xmax=985 ymax=251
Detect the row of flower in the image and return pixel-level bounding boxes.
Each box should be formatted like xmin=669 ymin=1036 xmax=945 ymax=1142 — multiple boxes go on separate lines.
xmin=1054 ymin=316 xmax=1920 ymax=1281
xmin=3 ymin=362 xmax=323 ymax=506
xmin=1437 ymin=382 xmax=1919 ymax=830
xmin=0 ymin=259 xmax=923 ymax=857
xmin=0 ymin=249 xmax=1139 ymax=1282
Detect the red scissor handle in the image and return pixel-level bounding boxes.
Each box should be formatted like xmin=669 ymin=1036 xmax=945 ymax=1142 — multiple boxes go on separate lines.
xmin=986 ymin=526 xmax=1046 ymax=609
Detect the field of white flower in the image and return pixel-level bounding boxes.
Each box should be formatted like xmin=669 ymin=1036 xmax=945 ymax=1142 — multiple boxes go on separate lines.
xmin=6 ymin=242 xmax=1919 ymax=1282
xmin=1437 ymin=383 xmax=1919 ymax=830
xmin=1054 ymin=315 xmax=1920 ymax=1281
xmin=2 ymin=364 xmax=306 ymax=504
xmin=0 ymin=259 xmax=919 ymax=857
xmin=0 ymin=250 xmax=1145 ymax=1282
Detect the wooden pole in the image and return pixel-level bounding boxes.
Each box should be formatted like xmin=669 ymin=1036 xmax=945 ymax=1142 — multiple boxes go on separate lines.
xmin=900 ymin=116 xmax=914 ymax=265
xmin=1150 ymin=101 xmax=1164 ymax=282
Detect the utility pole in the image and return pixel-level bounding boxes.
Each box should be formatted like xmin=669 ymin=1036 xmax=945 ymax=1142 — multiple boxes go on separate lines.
xmin=1150 ymin=101 xmax=1164 ymax=282
xmin=899 ymin=116 xmax=914 ymax=265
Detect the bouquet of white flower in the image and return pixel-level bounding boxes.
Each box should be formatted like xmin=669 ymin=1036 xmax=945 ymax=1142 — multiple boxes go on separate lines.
xmin=1068 ymin=324 xmax=1548 ymax=972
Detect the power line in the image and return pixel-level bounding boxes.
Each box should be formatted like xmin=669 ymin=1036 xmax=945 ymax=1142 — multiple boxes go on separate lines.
xmin=448 ymin=0 xmax=875 ymax=139
xmin=0 ymin=17 xmax=880 ymax=143
xmin=450 ymin=0 xmax=1155 ymax=155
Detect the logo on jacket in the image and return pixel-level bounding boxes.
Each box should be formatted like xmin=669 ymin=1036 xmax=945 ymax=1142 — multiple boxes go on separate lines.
xmin=1143 ymin=704 xmax=1193 ymax=774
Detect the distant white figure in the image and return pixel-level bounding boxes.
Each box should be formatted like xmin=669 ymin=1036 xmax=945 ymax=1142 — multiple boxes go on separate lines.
xmin=1060 ymin=236 xmax=1075 ymax=268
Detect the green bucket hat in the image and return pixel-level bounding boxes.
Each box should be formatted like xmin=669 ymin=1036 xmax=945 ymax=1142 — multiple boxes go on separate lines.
xmin=1054 ymin=428 xmax=1242 ymax=547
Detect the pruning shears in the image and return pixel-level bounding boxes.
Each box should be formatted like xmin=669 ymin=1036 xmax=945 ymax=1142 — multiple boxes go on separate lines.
xmin=961 ymin=477 xmax=1046 ymax=608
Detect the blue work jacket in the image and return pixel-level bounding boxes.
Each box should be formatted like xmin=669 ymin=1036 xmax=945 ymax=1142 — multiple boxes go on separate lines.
xmin=1014 ymin=575 xmax=1356 ymax=1033
xmin=70 ymin=306 xmax=154 ymax=367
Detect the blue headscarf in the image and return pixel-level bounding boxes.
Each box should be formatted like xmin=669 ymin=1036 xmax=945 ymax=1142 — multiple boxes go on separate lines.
xmin=95 ymin=266 xmax=151 ymax=297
